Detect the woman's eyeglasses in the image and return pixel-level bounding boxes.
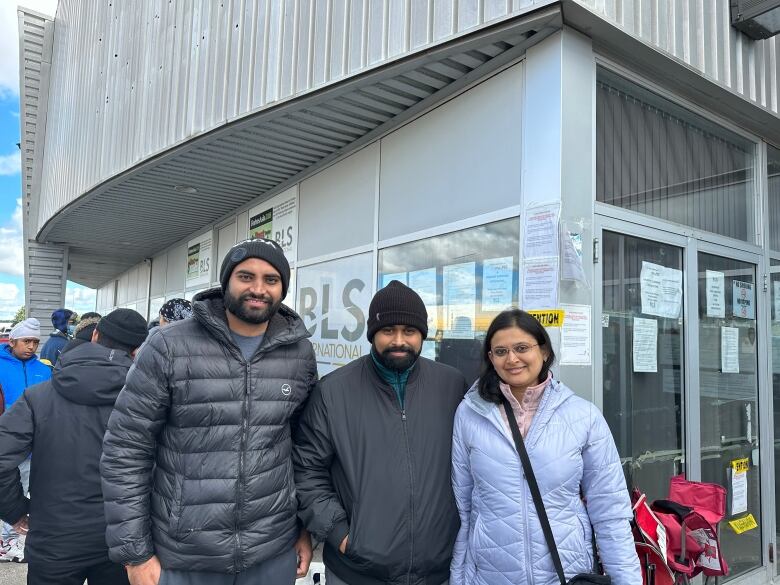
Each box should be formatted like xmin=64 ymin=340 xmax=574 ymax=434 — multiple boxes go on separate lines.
xmin=489 ymin=343 xmax=539 ymax=358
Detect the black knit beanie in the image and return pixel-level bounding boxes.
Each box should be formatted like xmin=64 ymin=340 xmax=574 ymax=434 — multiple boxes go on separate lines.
xmin=97 ymin=309 xmax=149 ymax=349
xmin=219 ymin=239 xmax=290 ymax=299
xmin=366 ymin=280 xmax=428 ymax=342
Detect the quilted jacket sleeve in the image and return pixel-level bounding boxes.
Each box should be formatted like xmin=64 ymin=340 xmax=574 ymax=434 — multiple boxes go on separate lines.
xmin=450 ymin=405 xmax=474 ymax=585
xmin=0 ymin=394 xmax=34 ymax=525
xmin=292 ymin=383 xmax=348 ymax=549
xmin=581 ymin=403 xmax=642 ymax=585
xmin=101 ymin=332 xmax=172 ymax=565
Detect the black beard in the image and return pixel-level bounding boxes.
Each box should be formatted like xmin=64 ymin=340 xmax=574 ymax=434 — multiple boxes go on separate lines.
xmin=375 ymin=344 xmax=420 ymax=372
xmin=224 ymin=289 xmax=281 ymax=325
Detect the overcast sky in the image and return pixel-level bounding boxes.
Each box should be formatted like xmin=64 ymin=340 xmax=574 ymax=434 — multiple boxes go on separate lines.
xmin=0 ymin=1 xmax=97 ymax=321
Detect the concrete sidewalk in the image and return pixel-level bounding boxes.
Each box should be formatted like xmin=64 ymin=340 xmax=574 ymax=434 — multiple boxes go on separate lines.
xmin=0 ymin=563 xmax=25 ymax=585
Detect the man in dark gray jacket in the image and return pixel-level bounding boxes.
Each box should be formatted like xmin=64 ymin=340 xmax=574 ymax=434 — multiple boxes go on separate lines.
xmin=293 ymin=281 xmax=468 ymax=585
xmin=101 ymin=239 xmax=318 ymax=585
xmin=0 ymin=308 xmax=147 ymax=584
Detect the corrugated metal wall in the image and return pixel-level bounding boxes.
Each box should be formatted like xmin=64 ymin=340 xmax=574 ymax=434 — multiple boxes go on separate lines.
xmin=38 ymin=0 xmax=546 ymax=230
xmin=26 ymin=243 xmax=67 ymax=340
xmin=37 ymin=0 xmax=780 ymax=233
xmin=577 ymin=0 xmax=779 ymax=113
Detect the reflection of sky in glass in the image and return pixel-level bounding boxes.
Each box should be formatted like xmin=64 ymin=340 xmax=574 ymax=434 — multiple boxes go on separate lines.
xmin=378 ymin=218 xmax=520 ymax=334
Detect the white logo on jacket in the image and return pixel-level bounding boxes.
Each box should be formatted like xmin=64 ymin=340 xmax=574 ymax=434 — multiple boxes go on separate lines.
xmin=281 ymin=383 xmax=292 ymax=396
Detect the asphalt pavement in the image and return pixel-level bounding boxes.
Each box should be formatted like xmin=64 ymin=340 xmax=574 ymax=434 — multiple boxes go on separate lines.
xmin=0 ymin=563 xmax=25 ymax=585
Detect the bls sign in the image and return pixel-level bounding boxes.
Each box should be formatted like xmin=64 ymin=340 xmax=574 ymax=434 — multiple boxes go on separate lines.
xmin=299 ymin=278 xmax=366 ymax=342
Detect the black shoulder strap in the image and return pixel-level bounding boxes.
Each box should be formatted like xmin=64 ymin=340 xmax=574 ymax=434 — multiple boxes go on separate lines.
xmin=501 ymin=397 xmax=568 ymax=585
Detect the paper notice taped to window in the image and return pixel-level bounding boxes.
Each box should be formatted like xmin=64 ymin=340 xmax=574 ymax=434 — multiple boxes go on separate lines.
xmin=728 ymin=514 xmax=758 ymax=534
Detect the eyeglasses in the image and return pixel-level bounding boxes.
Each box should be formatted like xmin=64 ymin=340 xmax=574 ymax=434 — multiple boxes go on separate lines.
xmin=490 ymin=343 xmax=539 ymax=358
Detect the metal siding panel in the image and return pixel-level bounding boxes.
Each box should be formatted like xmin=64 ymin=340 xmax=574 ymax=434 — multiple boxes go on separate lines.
xmin=387 ymin=0 xmax=407 ymax=58
xmin=348 ymin=0 xmax=366 ymax=73
xmin=367 ymin=0 xmax=384 ymax=65
xmin=33 ymin=0 xmax=780 ymax=250
xmin=410 ymin=0 xmax=431 ymax=49
xmin=433 ymin=0 xmax=455 ymax=41
xmin=572 ymin=0 xmax=779 ymax=120
xmin=150 ymin=252 xmax=168 ymax=297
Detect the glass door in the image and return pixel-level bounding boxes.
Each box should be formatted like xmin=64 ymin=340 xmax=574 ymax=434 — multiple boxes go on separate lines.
xmin=598 ymin=219 xmax=770 ymax=584
xmin=771 ymin=259 xmax=780 ymax=579
xmin=601 ymin=229 xmax=686 ymax=502
xmin=698 ymin=253 xmax=762 ymax=581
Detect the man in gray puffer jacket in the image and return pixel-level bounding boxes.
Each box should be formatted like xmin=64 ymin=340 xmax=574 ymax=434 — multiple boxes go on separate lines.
xmin=101 ymin=239 xmax=318 ymax=585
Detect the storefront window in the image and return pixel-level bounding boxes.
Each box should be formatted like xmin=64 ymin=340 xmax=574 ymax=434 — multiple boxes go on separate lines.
xmin=378 ymin=218 xmax=520 ymax=385
xmin=601 ymin=232 xmax=685 ymax=502
xmin=769 ymin=145 xmax=780 ymax=250
xmin=597 ymin=69 xmax=756 ymax=242
xmin=297 ymin=254 xmax=373 ymax=376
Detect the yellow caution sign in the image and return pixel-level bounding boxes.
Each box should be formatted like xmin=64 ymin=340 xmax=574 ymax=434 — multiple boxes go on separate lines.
xmin=731 ymin=458 xmax=750 ymax=473
xmin=728 ymin=514 xmax=758 ymax=534
xmin=528 ymin=310 xmax=565 ymax=328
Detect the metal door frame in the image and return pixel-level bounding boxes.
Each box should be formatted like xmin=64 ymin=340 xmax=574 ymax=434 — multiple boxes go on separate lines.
xmin=595 ymin=211 xmax=772 ymax=585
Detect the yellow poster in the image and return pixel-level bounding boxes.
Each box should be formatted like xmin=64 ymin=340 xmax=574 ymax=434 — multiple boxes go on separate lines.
xmin=728 ymin=514 xmax=758 ymax=534
xmin=528 ymin=309 xmax=565 ymax=328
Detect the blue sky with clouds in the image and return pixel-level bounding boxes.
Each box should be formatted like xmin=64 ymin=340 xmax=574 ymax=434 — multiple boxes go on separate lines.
xmin=0 ymin=1 xmax=96 ymax=322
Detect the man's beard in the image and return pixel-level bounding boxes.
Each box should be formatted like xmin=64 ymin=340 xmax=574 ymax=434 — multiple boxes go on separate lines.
xmin=224 ymin=288 xmax=282 ymax=325
xmin=374 ymin=343 xmax=421 ymax=372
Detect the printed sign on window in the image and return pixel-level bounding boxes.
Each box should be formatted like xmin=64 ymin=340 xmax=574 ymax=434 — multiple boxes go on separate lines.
xmin=298 ymin=253 xmax=372 ymax=375
xmin=185 ymin=231 xmax=213 ymax=288
xmin=732 ymin=281 xmax=755 ymax=320
xmin=247 ymin=187 xmax=298 ymax=261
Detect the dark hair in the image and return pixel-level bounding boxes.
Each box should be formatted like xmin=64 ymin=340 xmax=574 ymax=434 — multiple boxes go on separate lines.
xmin=95 ymin=331 xmax=137 ymax=355
xmin=478 ymin=308 xmax=556 ymax=404
xmin=80 ymin=312 xmax=102 ymax=320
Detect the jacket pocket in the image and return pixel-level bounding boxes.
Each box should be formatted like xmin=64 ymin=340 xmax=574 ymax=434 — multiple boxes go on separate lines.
xmin=344 ymin=501 xmax=359 ymax=557
xmin=575 ymin=511 xmax=595 ymax=566
xmin=168 ymin=474 xmax=184 ymax=537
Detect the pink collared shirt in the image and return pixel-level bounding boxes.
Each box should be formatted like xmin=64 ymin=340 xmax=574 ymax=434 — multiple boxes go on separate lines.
xmin=499 ymin=372 xmax=552 ymax=438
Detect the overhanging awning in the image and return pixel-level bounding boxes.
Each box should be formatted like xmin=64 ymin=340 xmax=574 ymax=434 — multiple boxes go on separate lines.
xmin=38 ymin=6 xmax=562 ymax=288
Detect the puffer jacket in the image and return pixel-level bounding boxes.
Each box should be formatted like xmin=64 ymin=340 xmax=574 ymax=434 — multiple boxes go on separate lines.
xmin=0 ymin=344 xmax=51 ymax=410
xmin=101 ymin=288 xmax=317 ymax=572
xmin=451 ymin=379 xmax=641 ymax=585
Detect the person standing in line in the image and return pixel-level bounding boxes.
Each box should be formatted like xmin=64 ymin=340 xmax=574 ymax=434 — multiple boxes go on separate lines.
xmin=40 ymin=308 xmax=76 ymax=365
xmin=102 ymin=239 xmax=317 ymax=585
xmin=450 ymin=309 xmax=641 ymax=584
xmin=157 ymin=298 xmax=192 ymax=327
xmin=294 ymin=280 xmax=467 ymax=585
xmin=61 ymin=312 xmax=103 ymax=354
xmin=0 ymin=318 xmax=51 ymax=562
xmin=0 ymin=309 xmax=147 ymax=584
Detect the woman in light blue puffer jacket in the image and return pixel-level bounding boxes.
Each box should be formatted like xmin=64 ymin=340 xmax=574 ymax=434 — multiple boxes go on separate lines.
xmin=451 ymin=309 xmax=641 ymax=585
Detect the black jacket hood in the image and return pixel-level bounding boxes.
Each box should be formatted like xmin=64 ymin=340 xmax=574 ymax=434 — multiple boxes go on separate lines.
xmin=51 ymin=342 xmax=133 ymax=407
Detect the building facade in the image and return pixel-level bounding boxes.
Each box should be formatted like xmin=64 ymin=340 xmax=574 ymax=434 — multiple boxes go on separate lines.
xmin=18 ymin=1 xmax=780 ymax=582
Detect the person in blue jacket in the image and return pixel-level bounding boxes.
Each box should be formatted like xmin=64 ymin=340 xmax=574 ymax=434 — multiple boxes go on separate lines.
xmin=40 ymin=309 xmax=75 ymax=365
xmin=0 ymin=317 xmax=51 ymax=561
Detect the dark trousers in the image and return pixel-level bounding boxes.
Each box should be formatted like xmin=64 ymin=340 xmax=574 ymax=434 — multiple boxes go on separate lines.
xmin=27 ymin=558 xmax=129 ymax=585
xmin=160 ymin=547 xmax=297 ymax=585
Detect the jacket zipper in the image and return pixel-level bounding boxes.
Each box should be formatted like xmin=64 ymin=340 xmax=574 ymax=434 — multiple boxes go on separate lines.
xmin=401 ymin=407 xmax=414 ymax=585
xmin=22 ymin=362 xmax=28 ymax=387
xmin=522 ymin=478 xmax=534 ymax=584
xmin=235 ymin=361 xmax=250 ymax=571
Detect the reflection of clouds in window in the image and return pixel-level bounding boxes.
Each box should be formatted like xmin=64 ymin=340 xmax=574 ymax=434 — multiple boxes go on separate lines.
xmin=380 ymin=219 xmax=519 ymax=273
xmin=378 ymin=218 xmax=521 ymax=344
